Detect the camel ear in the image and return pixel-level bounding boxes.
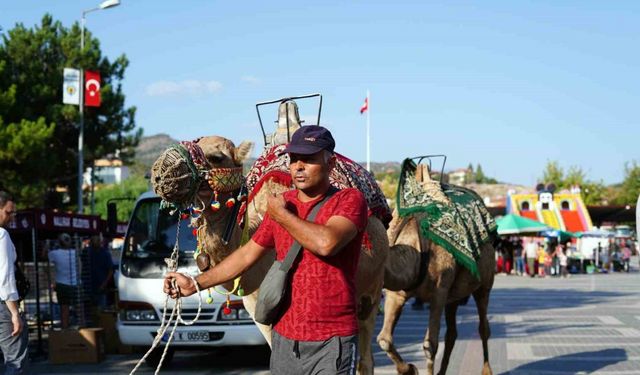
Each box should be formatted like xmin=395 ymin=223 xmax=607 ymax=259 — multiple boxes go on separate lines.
xmin=234 ymin=141 xmax=254 ymax=165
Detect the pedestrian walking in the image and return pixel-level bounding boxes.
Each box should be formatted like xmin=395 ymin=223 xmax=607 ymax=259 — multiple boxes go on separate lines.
xmin=0 ymin=191 xmax=29 ymax=374
xmin=164 ymin=126 xmax=366 ymax=374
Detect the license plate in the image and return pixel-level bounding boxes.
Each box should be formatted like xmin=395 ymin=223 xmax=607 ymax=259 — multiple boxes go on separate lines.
xmin=162 ymin=330 xmax=210 ymax=342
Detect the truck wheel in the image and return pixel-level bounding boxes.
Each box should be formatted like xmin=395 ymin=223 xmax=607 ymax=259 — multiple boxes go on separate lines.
xmin=145 ymin=347 xmax=175 ymax=368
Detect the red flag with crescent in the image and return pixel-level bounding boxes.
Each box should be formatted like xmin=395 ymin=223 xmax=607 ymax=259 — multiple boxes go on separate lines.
xmin=84 ymin=70 xmax=101 ymax=107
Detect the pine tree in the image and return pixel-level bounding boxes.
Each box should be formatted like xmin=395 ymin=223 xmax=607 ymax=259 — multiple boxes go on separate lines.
xmin=0 ymin=15 xmax=141 ymax=208
xmin=475 ymin=164 xmax=486 ymax=183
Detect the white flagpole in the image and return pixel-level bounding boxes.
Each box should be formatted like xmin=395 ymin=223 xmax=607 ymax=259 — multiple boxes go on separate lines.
xmin=366 ymin=90 xmax=371 ymax=172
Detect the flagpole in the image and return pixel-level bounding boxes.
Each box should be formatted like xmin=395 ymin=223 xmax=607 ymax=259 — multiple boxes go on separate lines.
xmin=366 ymin=90 xmax=371 ymax=172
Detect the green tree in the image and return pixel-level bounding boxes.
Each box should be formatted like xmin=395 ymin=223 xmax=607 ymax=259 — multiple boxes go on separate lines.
xmin=465 ymin=163 xmax=474 ymax=184
xmin=92 ymin=175 xmax=149 ymax=221
xmin=541 ymin=160 xmax=564 ymax=187
xmin=0 ymin=63 xmax=56 ymax=202
xmin=613 ymin=161 xmax=640 ymax=205
xmin=0 ymin=15 xmax=141 ymax=208
xmin=475 ymin=164 xmax=486 ymax=183
xmin=564 ymin=166 xmax=587 ymax=188
xmin=581 ymin=180 xmax=607 ymax=205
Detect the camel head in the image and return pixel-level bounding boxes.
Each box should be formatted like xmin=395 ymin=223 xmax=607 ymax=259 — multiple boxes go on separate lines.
xmin=150 ymin=136 xmax=254 ymax=265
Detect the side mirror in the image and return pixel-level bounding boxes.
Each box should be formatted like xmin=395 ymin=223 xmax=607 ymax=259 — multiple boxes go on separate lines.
xmin=107 ymin=202 xmax=118 ymax=235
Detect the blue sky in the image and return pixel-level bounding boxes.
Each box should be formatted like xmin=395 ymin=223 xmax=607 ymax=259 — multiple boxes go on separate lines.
xmin=3 ymin=1 xmax=639 ymax=185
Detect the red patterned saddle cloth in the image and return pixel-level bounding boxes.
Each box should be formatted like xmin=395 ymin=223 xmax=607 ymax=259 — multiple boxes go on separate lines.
xmin=240 ymin=144 xmax=392 ymax=230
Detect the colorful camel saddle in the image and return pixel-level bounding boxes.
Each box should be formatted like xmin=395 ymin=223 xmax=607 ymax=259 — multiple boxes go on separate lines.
xmin=397 ymin=159 xmax=497 ymax=279
xmin=240 ymin=144 xmax=393 ymax=229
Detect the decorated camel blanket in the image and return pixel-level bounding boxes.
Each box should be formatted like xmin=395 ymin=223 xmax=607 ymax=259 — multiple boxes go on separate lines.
xmin=240 ymin=144 xmax=393 ymax=229
xmin=397 ymin=159 xmax=497 ymax=279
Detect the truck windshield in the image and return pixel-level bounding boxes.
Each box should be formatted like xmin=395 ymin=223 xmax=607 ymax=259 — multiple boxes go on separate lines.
xmin=121 ymin=197 xmax=198 ymax=278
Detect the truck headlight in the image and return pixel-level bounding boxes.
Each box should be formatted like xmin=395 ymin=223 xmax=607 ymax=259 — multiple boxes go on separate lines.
xmin=118 ymin=301 xmax=159 ymax=322
xmin=124 ymin=309 xmax=158 ymax=321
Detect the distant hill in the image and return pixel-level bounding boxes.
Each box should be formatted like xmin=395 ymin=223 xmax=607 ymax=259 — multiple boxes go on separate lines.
xmin=134 ymin=134 xmax=177 ymax=168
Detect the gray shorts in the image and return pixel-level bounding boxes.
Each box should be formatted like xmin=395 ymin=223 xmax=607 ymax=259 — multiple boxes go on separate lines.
xmin=270 ymin=330 xmax=358 ymax=375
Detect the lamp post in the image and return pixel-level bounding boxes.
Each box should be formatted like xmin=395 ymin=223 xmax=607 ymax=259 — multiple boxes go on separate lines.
xmin=77 ymin=0 xmax=121 ymax=213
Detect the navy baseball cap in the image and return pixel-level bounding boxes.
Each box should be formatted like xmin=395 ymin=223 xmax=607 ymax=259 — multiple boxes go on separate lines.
xmin=282 ymin=126 xmax=336 ymax=155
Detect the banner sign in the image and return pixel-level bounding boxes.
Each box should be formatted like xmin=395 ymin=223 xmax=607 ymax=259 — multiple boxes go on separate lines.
xmin=7 ymin=209 xmax=102 ymax=234
xmin=63 ymin=68 xmax=80 ymax=105
xmin=84 ymin=70 xmax=101 ymax=107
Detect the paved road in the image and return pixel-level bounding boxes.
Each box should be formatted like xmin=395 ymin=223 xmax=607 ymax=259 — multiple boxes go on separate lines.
xmin=8 ymin=268 xmax=640 ymax=374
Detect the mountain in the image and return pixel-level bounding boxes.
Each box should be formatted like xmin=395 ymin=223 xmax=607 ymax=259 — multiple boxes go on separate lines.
xmin=134 ymin=134 xmax=177 ymax=168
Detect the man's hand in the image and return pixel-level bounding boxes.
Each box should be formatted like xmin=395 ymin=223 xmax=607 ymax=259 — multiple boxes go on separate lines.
xmin=11 ymin=313 xmax=22 ymax=337
xmin=163 ymin=272 xmax=196 ymax=299
xmin=266 ymin=193 xmax=289 ymax=224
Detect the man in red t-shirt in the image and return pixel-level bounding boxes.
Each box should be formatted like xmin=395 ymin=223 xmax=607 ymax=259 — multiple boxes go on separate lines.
xmin=165 ymin=126 xmax=367 ymax=374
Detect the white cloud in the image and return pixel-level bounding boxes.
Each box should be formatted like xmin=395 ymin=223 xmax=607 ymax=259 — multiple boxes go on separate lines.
xmin=240 ymin=75 xmax=261 ymax=85
xmin=145 ymin=80 xmax=223 ymax=96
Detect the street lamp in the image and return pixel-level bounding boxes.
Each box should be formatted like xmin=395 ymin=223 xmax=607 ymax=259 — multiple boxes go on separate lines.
xmin=77 ymin=0 xmax=121 ymax=213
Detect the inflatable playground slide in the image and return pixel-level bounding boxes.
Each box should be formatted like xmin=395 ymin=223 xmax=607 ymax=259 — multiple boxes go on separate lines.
xmin=506 ymin=191 xmax=593 ymax=232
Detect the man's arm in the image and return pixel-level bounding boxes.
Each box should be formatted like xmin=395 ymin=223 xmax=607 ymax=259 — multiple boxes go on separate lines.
xmin=267 ymin=194 xmax=359 ymax=257
xmin=0 ymin=232 xmax=22 ymax=336
xmin=5 ymin=300 xmax=22 ymax=336
xmin=164 ymin=239 xmax=269 ymax=298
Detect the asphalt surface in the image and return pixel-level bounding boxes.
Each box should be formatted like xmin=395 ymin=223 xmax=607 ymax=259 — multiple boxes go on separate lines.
xmin=5 ymin=258 xmax=640 ymax=374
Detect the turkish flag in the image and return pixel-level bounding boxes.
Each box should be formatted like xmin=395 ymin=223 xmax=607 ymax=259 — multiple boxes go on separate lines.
xmin=84 ymin=70 xmax=101 ymax=107
xmin=360 ymin=97 xmax=368 ymax=114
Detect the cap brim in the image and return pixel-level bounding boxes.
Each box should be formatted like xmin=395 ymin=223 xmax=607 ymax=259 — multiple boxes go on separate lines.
xmin=281 ymin=144 xmax=325 ymax=155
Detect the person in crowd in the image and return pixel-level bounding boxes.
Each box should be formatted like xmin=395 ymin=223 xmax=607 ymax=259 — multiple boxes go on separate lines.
xmin=0 ymin=191 xmax=29 ymax=373
xmin=163 ymin=126 xmax=367 ymax=374
xmin=514 ymin=239 xmax=525 ymax=276
xmin=621 ymin=241 xmax=632 ymax=273
xmin=525 ymin=239 xmax=538 ymax=277
xmin=48 ymin=233 xmax=79 ymax=328
xmin=83 ymin=235 xmax=114 ymax=309
xmin=537 ymin=244 xmax=547 ymax=278
xmin=557 ymin=245 xmax=569 ymax=278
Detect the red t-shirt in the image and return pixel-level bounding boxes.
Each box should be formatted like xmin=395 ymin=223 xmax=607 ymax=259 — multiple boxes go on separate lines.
xmin=252 ymin=188 xmax=368 ymax=341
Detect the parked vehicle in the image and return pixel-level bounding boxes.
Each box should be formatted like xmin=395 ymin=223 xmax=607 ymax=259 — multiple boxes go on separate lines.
xmin=113 ymin=192 xmax=266 ymax=366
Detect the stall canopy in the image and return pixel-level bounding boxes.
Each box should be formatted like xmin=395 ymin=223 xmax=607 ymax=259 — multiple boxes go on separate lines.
xmin=496 ymin=214 xmax=550 ymax=235
xmin=8 ymin=209 xmax=103 ymax=234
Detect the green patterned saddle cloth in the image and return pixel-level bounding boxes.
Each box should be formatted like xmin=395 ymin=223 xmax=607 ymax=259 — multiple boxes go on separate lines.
xmin=397 ymin=159 xmax=497 ymax=279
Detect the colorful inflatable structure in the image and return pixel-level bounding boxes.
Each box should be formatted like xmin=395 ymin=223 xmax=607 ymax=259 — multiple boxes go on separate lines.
xmin=506 ymin=184 xmax=593 ymax=232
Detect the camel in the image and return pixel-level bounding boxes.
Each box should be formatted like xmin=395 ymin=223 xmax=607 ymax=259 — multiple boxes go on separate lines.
xmin=377 ymin=163 xmax=496 ymax=375
xmin=151 ymin=133 xmax=390 ymax=375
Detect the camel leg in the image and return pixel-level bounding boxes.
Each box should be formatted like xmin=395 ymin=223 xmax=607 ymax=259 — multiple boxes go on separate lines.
xmin=423 ymin=288 xmax=447 ymax=375
xmin=377 ymin=291 xmax=418 ymax=375
xmin=242 ymin=293 xmax=273 ymax=347
xmin=473 ymin=288 xmax=493 ymax=375
xmin=437 ymin=302 xmax=459 ymax=375
xmin=357 ymin=292 xmax=379 ymax=375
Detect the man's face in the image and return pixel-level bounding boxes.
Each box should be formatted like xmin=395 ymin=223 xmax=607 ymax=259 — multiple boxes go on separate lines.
xmin=288 ymin=151 xmax=334 ymax=191
xmin=0 ymin=201 xmax=16 ymax=227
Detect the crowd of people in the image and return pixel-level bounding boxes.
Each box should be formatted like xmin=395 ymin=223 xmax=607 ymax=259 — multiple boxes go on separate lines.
xmin=495 ymin=237 xmax=634 ymax=277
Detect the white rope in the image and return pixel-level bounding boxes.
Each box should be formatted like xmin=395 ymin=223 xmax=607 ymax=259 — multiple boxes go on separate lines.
xmin=129 ymin=222 xmax=203 ymax=375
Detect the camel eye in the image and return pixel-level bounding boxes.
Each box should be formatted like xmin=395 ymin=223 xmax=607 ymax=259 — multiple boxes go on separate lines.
xmin=209 ymin=154 xmax=224 ymax=163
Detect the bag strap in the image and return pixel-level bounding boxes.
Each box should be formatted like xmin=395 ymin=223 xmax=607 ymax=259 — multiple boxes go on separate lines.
xmin=279 ymin=187 xmax=338 ymax=272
